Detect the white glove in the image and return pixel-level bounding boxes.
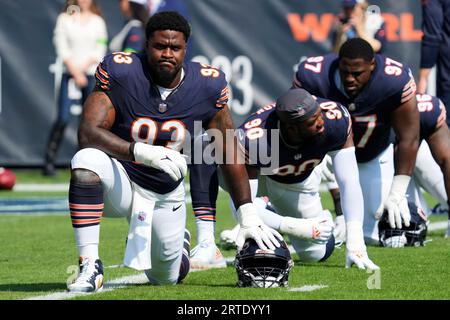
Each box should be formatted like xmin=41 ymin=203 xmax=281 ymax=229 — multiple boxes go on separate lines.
xmin=346 ymin=250 xmax=379 ymax=270
xmin=375 ymin=175 xmax=411 ymax=229
xmin=280 ymin=210 xmax=334 ymax=244
xmin=333 ymin=215 xmax=346 ymax=244
xmin=345 ymin=221 xmax=379 ymax=270
xmin=235 ymin=203 xmax=284 ymax=251
xmin=132 ymin=142 xmax=187 ymax=181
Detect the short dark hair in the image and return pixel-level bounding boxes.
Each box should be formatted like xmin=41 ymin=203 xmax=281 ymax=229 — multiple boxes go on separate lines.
xmin=145 ymin=11 xmax=191 ymax=41
xmin=339 ymin=38 xmax=374 ymax=62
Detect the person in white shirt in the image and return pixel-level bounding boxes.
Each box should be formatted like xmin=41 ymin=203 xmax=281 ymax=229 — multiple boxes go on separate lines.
xmin=43 ymin=0 xmax=107 ymax=176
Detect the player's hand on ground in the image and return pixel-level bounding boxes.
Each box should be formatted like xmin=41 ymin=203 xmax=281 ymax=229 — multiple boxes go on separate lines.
xmin=132 ymin=142 xmax=187 ymax=181
xmin=235 ymin=203 xmax=283 ymax=251
xmin=346 ymin=249 xmax=379 ymax=270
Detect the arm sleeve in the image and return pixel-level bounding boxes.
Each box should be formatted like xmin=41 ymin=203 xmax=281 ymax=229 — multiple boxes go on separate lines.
xmin=420 ymin=0 xmax=443 ymax=68
xmin=329 ymin=146 xmax=364 ymax=224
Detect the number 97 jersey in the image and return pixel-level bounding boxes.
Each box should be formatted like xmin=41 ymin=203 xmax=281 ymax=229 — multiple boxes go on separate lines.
xmin=95 ymin=52 xmax=229 ymax=194
xmin=294 ymin=53 xmax=416 ymax=163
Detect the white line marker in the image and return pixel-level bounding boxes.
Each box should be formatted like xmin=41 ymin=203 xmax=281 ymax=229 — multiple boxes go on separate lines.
xmin=288 ymin=285 xmax=328 ymax=292
xmin=26 ymin=273 xmax=149 ymax=300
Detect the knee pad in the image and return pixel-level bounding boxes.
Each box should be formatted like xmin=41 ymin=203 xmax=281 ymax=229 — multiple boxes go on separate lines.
xmin=71 ymin=148 xmax=112 ymax=179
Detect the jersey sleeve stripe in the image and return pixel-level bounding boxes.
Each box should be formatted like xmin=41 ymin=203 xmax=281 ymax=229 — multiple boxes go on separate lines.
xmin=400 ymin=78 xmax=417 ymax=103
xmin=95 ymin=71 xmax=110 ymax=85
xmin=97 ymin=65 xmax=109 ymax=79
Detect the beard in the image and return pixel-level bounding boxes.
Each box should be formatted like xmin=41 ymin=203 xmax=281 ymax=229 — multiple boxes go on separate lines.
xmin=148 ymin=59 xmax=181 ymax=87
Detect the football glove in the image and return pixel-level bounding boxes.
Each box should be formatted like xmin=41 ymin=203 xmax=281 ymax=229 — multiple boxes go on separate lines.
xmin=345 ymin=221 xmax=379 ymax=270
xmin=345 ymin=250 xmax=380 ymax=270
xmin=375 ymin=175 xmax=411 ymax=229
xmin=280 ymin=210 xmax=334 ymax=244
xmin=132 ymin=142 xmax=187 ymax=181
xmin=235 ymin=203 xmax=283 ymax=251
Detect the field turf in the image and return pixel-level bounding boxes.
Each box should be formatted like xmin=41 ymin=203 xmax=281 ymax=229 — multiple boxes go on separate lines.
xmin=1 ymin=169 xmax=449 ymax=301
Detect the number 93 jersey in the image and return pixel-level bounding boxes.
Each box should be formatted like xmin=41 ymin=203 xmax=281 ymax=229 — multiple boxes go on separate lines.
xmin=95 ymin=52 xmax=229 ymax=194
xmin=238 ymin=97 xmax=351 ymax=184
xmin=294 ymin=53 xmax=416 ymax=163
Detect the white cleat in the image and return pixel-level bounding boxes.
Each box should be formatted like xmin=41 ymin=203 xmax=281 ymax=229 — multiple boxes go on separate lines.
xmin=67 ymin=257 xmax=103 ymax=293
xmin=190 ymin=240 xmax=227 ymax=270
xmin=219 ymin=224 xmax=240 ymax=250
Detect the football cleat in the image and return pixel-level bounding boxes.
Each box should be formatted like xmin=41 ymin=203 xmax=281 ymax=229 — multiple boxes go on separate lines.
xmin=67 ymin=257 xmax=104 ymax=293
xmin=219 ymin=224 xmax=240 ymax=250
xmin=190 ymin=240 xmax=227 ymax=270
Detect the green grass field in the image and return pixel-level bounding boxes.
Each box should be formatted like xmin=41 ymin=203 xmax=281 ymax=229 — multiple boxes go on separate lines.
xmin=1 ymin=169 xmax=449 ymax=300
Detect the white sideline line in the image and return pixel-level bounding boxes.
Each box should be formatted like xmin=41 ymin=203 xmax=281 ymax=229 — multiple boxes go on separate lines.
xmin=26 ymin=274 xmax=149 ymax=300
xmin=12 ymin=183 xmax=193 ymax=193
xmin=288 ymin=285 xmax=328 ymax=292
xmin=428 ymin=221 xmax=448 ymax=231
xmin=14 ymin=184 xmax=69 ymax=192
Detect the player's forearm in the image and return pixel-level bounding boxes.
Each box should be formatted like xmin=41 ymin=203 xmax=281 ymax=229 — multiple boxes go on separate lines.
xmin=220 ymin=163 xmax=252 ymax=208
xmin=78 ymin=125 xmax=134 ymax=161
xmin=394 ymin=139 xmax=420 ymax=176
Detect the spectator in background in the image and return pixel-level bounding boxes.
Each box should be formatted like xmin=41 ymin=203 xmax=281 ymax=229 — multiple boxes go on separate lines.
xmin=109 ymin=0 xmax=149 ymax=54
xmin=43 ymin=0 xmax=107 ymax=176
xmin=331 ymin=0 xmax=386 ymax=53
xmin=418 ymin=0 xmax=450 ymax=126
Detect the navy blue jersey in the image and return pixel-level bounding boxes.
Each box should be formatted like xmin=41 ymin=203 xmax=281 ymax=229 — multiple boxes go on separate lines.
xmin=417 ymin=94 xmax=444 ymax=140
xmin=238 ymin=97 xmax=351 ymax=184
xmin=95 ymin=52 xmax=228 ymax=193
xmin=294 ymin=53 xmax=415 ymax=163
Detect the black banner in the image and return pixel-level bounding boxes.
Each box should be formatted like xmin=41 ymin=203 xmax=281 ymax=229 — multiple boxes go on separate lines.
xmin=0 ymin=0 xmax=422 ymax=166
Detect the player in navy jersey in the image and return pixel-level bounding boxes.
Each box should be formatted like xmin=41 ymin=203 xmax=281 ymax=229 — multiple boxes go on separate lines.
xmin=316 ymin=94 xmax=450 ymax=242
xmin=293 ymin=38 xmax=420 ymax=245
xmin=223 ymin=88 xmax=378 ymax=268
xmin=66 ymin=11 xmax=281 ymax=292
xmin=407 ymin=94 xmax=450 ymax=238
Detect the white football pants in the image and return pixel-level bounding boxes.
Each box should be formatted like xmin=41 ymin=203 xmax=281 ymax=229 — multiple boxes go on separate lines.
xmin=71 ymin=148 xmax=186 ymax=285
xmin=358 ymin=144 xmax=394 ymax=245
xmin=408 ymin=140 xmax=448 ymax=213
xmin=256 ymin=167 xmax=331 ymax=262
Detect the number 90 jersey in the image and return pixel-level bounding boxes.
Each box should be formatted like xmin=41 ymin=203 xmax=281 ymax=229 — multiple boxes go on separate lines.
xmin=238 ymin=97 xmax=351 ymax=184
xmin=95 ymin=52 xmax=229 ymax=194
xmin=294 ymin=53 xmax=416 ymax=163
